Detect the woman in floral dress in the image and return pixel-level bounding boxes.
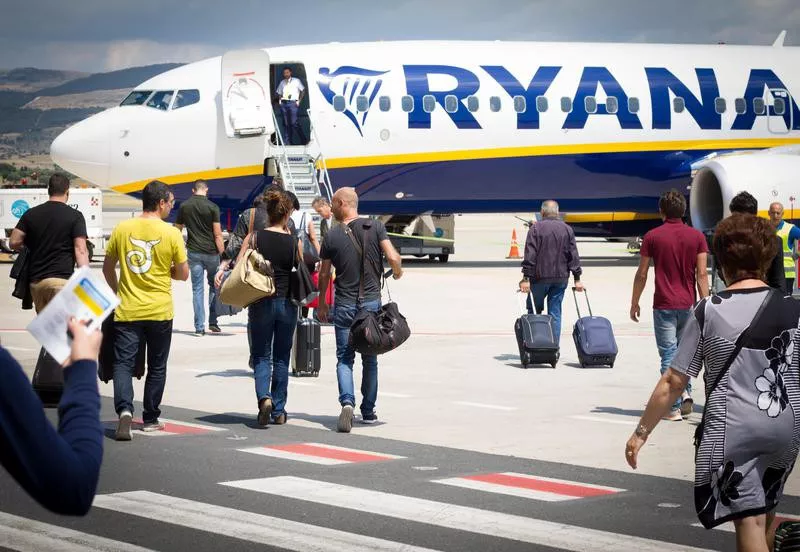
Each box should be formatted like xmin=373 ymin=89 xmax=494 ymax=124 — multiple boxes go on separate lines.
xmin=626 ymin=213 xmax=800 ymax=552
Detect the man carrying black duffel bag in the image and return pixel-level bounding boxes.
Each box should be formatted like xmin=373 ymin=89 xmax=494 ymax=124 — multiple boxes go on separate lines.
xmin=317 ymin=187 xmax=403 ymax=434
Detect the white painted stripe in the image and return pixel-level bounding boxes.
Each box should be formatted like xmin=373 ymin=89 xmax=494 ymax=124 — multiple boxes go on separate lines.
xmin=237 ymin=446 xmax=346 ymax=465
xmin=0 ymin=511 xmax=154 ymax=552
xmin=380 ymin=392 xmax=412 ymax=398
xmin=2 ymin=346 xmax=33 ymax=352
xmin=452 ymin=401 xmax=518 ymax=412
xmin=435 ymin=472 xmax=624 ymax=502
xmin=492 ymin=473 xmax=625 ymax=493
xmin=288 ymin=380 xmax=318 ymax=387
xmin=570 ymin=415 xmax=637 ymax=426
xmin=93 ymin=491 xmax=442 ymax=552
xmin=223 ymin=477 xmax=714 ymax=552
xmin=300 ymin=443 xmax=405 ymax=459
xmin=158 ymin=419 xmax=228 ymax=432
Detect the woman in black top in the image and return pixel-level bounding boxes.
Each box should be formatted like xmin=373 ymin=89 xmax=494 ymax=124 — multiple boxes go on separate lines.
xmin=237 ymin=190 xmax=299 ymax=426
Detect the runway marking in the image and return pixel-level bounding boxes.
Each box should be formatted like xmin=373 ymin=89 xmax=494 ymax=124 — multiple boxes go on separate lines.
xmin=570 ymin=415 xmax=638 ymax=426
xmin=692 ymin=513 xmax=800 ymax=533
xmin=452 ymin=401 xmax=517 ymax=411
xmin=238 ymin=443 xmax=405 ymax=465
xmin=222 ymin=476 xmax=715 ymax=552
xmin=93 ymin=491 xmax=442 ymax=552
xmin=434 ymin=472 xmax=625 ymax=502
xmin=380 ymin=392 xmax=412 ymax=398
xmin=1 ymin=346 xmax=33 ymax=352
xmin=103 ymin=418 xmax=227 ymax=437
xmin=288 ymin=380 xmax=318 ymax=387
xmin=0 ymin=511 xmax=154 ymax=551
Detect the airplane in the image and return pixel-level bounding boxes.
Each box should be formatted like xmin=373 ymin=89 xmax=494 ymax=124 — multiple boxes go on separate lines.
xmin=50 ymin=37 xmax=800 ymax=238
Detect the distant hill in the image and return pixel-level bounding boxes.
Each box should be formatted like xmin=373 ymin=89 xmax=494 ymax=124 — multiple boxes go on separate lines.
xmin=38 ymin=63 xmax=183 ymax=96
xmin=0 ymin=68 xmax=87 ymax=92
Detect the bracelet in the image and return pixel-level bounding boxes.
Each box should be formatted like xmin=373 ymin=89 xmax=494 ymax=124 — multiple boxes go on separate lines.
xmin=634 ymin=424 xmax=650 ymax=438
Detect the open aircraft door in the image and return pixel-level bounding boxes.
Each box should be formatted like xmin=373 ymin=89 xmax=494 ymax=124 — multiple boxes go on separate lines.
xmin=221 ymin=50 xmax=275 ymax=138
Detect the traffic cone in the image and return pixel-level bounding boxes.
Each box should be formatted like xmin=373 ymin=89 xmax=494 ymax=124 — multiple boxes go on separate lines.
xmin=506 ymin=229 xmax=522 ymax=259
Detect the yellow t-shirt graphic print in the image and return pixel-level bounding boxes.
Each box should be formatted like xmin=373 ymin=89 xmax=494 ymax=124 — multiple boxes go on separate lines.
xmin=107 ymin=218 xmax=187 ymax=322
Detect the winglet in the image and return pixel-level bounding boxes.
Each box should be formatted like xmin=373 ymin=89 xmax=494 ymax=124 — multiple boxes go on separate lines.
xmin=773 ymin=30 xmax=787 ymax=47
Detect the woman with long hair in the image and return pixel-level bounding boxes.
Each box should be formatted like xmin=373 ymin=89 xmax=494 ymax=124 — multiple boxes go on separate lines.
xmin=626 ymin=213 xmax=799 ymax=552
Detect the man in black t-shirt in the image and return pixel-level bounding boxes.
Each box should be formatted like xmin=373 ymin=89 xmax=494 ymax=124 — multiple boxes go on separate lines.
xmin=10 ymin=174 xmax=89 ymax=312
xmin=317 ymin=187 xmax=402 ymax=433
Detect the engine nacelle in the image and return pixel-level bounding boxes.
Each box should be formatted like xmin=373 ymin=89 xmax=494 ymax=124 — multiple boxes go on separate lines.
xmin=690 ymin=152 xmax=800 ymax=232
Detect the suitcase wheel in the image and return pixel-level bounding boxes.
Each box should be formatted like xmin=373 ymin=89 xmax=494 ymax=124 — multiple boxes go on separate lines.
xmin=550 ymin=362 xmax=557 ymax=369
xmin=313 ymin=371 xmax=320 ymax=377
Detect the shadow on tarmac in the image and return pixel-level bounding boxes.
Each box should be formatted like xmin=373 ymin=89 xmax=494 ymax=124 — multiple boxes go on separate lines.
xmin=402 ymin=257 xmax=639 ymax=269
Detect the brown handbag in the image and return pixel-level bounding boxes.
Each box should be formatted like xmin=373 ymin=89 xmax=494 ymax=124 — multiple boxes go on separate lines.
xmin=219 ymin=232 xmax=276 ymax=308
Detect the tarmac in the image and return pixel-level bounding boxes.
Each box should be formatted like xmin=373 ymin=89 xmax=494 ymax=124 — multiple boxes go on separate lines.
xmin=0 ymin=207 xmax=797 ymax=551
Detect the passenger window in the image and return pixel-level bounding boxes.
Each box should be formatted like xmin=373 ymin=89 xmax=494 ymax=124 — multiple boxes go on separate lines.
xmin=605 ymin=96 xmax=618 ymax=114
xmin=467 ymin=95 xmax=479 ymax=112
xmin=714 ymin=97 xmax=726 ymax=115
xmin=773 ymin=97 xmax=786 ymax=116
xmin=146 ymin=90 xmax=174 ymax=111
xmin=754 ymin=97 xmax=766 ymax=115
xmin=584 ymin=96 xmax=597 ymax=114
xmin=735 ymin=98 xmax=747 ymax=114
xmin=173 ymin=89 xmax=200 ymax=109
xmin=628 ymin=97 xmax=640 ymax=113
xmin=513 ymin=95 xmax=526 ymax=113
xmin=536 ymin=96 xmax=548 ymax=113
xmin=561 ymin=97 xmax=572 ymax=113
xmin=333 ymin=95 xmax=346 ymax=112
xmin=356 ymin=95 xmax=369 ymax=112
xmin=423 ymin=94 xmax=436 ymax=113
xmin=490 ymin=96 xmax=501 ymax=112
xmin=379 ymin=96 xmax=391 ymax=112
xmin=121 ymin=90 xmax=153 ymax=106
xmin=673 ymin=97 xmax=685 ymax=113
xmin=444 ymin=94 xmax=459 ymax=114
xmin=401 ymin=95 xmax=414 ymax=112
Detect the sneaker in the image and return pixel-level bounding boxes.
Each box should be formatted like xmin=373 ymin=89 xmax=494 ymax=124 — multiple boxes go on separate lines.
xmin=141 ymin=420 xmax=166 ymax=432
xmin=115 ymin=411 xmax=133 ymax=441
xmin=257 ymin=398 xmax=273 ymax=427
xmin=337 ymin=404 xmax=354 ymax=433
xmin=194 ymin=329 xmax=205 ymax=337
xmin=360 ymin=412 xmax=378 ymax=424
xmin=272 ymin=413 xmax=287 ymax=425
xmin=208 ymin=324 xmax=221 ymax=333
xmin=662 ymin=408 xmax=683 ymax=422
xmin=680 ymin=393 xmax=694 ymax=417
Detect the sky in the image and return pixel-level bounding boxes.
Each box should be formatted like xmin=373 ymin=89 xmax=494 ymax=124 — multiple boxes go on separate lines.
xmin=1 ymin=0 xmax=799 ymax=72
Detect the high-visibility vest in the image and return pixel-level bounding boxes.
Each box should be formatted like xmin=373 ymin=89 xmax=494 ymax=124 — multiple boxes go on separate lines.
xmin=777 ymin=222 xmax=797 ymax=279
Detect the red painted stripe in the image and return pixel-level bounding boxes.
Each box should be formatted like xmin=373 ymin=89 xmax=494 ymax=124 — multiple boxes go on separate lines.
xmin=232 ymin=71 xmax=256 ymax=76
xmin=267 ymin=444 xmax=393 ymax=463
xmin=464 ymin=473 xmax=618 ymax=498
xmin=132 ymin=419 xmax=213 ymax=435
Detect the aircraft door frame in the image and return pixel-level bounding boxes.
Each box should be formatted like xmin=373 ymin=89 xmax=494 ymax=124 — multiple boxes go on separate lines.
xmin=767 ymin=88 xmax=792 ymax=135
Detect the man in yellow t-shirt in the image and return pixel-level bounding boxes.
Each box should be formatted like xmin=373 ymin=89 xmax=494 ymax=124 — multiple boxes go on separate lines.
xmin=103 ymin=181 xmax=189 ymax=441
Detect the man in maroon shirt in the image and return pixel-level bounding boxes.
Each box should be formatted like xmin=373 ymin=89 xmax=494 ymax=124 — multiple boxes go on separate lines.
xmin=630 ymin=190 xmax=709 ymax=421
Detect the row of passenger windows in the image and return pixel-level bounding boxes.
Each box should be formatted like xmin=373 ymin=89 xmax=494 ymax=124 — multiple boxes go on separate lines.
xmin=334 ymin=94 xmax=787 ymax=116
xmin=120 ymin=89 xmax=201 ymax=110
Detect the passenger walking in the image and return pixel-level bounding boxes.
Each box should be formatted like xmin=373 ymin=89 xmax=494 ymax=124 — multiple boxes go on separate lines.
xmin=769 ymin=202 xmax=799 ymax=293
xmin=287 ymin=191 xmax=320 ymax=317
xmin=519 ymin=200 xmax=584 ymax=344
xmin=312 ymin=196 xmax=336 ymax=244
xmin=316 ymin=187 xmax=403 ymax=433
xmin=9 ymin=173 xmax=89 ymax=312
xmin=103 ymin=181 xmax=189 ymax=441
xmin=175 ymin=180 xmax=224 ymax=335
xmin=237 ymin=190 xmax=298 ymax=426
xmin=630 ymin=190 xmax=709 ymax=421
xmin=626 ymin=213 xmax=800 ymax=552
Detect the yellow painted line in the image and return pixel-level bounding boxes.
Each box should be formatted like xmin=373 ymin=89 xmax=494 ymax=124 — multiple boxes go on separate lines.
xmin=112 ymin=165 xmax=263 ymax=194
xmin=386 ymin=232 xmax=455 ymax=244
xmin=563 ymin=212 xmax=662 ymax=223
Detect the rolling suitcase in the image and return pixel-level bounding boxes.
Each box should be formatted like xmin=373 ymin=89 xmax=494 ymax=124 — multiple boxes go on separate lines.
xmin=32 ymin=348 xmax=63 ymax=408
xmin=98 ymin=314 xmax=147 ymax=383
xmin=571 ymin=288 xmax=617 ymax=368
xmin=514 ymin=292 xmax=559 ymax=368
xmin=292 ymin=315 xmax=321 ymax=377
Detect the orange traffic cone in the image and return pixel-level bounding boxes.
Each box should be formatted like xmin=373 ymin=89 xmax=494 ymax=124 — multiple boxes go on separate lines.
xmin=506 ymin=229 xmax=522 ymax=259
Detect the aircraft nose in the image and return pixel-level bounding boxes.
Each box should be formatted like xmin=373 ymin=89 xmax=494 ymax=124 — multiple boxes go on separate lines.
xmin=51 ymin=110 xmax=113 ymax=186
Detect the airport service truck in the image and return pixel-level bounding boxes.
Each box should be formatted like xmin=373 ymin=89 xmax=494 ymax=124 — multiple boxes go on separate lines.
xmin=0 ymin=187 xmax=104 ymax=261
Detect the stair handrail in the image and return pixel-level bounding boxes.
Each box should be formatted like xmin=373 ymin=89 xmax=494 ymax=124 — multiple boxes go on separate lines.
xmin=270 ymin=109 xmax=297 ymax=193
xmin=307 ymin=114 xmax=334 ymax=201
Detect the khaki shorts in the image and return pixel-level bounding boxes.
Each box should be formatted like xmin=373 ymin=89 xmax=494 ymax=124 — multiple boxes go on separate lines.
xmin=30 ymin=278 xmax=68 ymax=313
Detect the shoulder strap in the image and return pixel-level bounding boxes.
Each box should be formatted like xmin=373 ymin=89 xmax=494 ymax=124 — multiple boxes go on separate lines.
xmin=248 ymin=208 xmax=255 ymax=234
xmin=343 ymin=220 xmax=366 ymax=301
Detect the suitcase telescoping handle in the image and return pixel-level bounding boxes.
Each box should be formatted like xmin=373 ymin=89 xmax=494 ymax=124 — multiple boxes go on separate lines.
xmin=516 ymin=291 xmax=534 ymax=316
xmin=572 ymin=287 xmax=592 ymax=318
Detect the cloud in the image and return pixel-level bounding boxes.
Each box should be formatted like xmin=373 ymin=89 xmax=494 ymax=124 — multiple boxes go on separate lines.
xmin=103 ymin=40 xmax=222 ymax=71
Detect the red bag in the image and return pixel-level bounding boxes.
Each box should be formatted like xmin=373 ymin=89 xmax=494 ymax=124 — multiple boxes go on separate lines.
xmin=307 ymin=272 xmax=334 ymax=309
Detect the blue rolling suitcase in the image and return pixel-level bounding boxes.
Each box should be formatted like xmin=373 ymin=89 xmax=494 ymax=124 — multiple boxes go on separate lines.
xmin=572 ymin=288 xmax=617 ymax=368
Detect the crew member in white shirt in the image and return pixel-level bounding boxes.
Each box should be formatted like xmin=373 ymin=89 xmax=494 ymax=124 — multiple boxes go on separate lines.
xmin=275 ymin=67 xmax=307 ymax=145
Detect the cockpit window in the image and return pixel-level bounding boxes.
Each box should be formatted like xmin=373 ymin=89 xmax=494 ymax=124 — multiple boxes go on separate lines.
xmin=120 ymin=90 xmax=153 ymax=106
xmin=173 ymin=89 xmax=200 ymax=109
xmin=146 ymin=91 xmax=174 ymax=111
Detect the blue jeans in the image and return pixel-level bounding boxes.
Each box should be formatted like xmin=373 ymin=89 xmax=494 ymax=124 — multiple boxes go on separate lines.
xmin=334 ymin=300 xmax=381 ymax=415
xmin=527 ymin=282 xmax=568 ymax=345
xmin=653 ymin=309 xmax=692 ymax=410
xmin=189 ymin=251 xmax=220 ymax=332
xmin=279 ymin=101 xmax=306 ymax=145
xmin=248 ymin=297 xmax=298 ymax=418
xmin=113 ymin=319 xmax=173 ymax=423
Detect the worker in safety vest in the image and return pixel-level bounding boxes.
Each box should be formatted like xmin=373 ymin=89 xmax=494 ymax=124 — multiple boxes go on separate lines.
xmin=769 ymin=202 xmax=800 ymax=293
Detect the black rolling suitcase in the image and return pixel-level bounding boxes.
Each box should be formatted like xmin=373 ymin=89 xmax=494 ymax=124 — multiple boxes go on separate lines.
xmin=571 ymin=288 xmax=617 ymax=368
xmin=514 ymin=292 xmax=559 ymax=368
xmin=293 ymin=316 xmax=321 ymax=377
xmin=98 ymin=314 xmax=146 ymax=383
xmin=32 ymin=348 xmax=63 ymax=408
